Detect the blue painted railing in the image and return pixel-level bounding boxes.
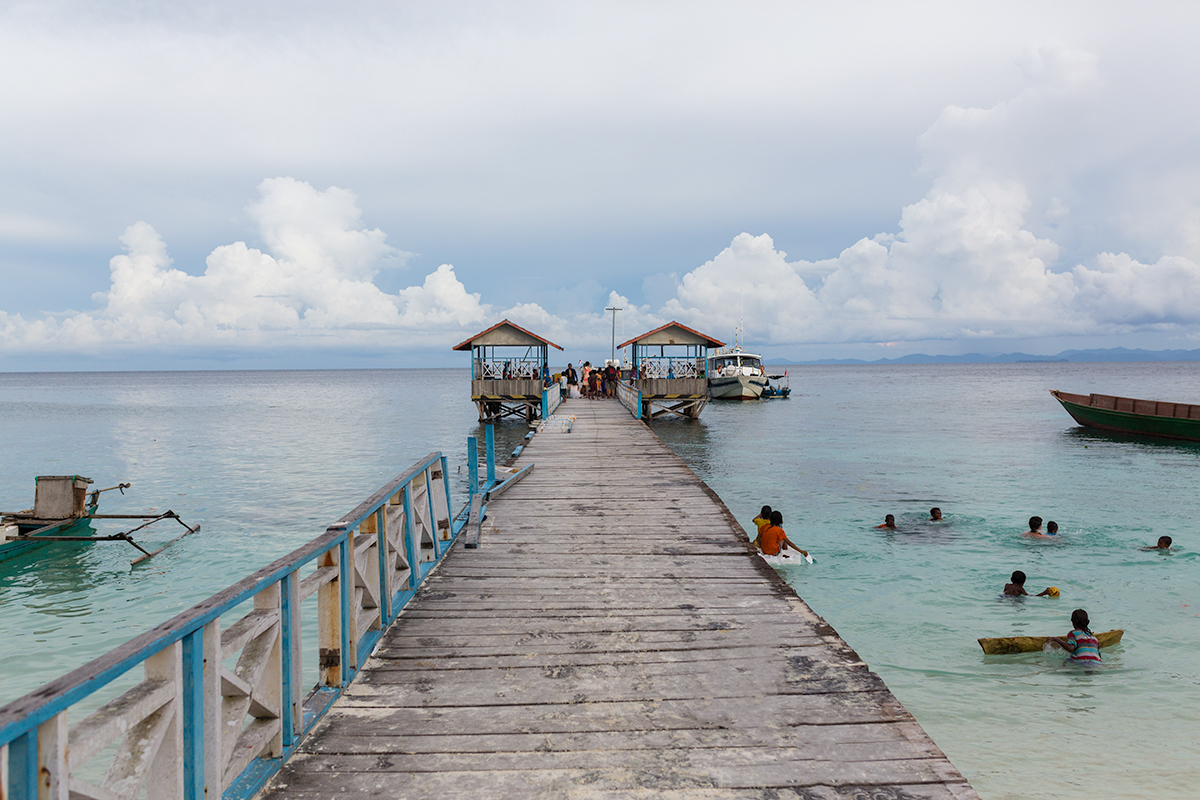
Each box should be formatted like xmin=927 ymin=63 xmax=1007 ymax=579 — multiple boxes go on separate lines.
xmin=0 ymin=451 xmax=466 ymax=800
xmin=541 ymin=381 xmax=561 ymax=420
xmin=616 ymin=380 xmax=643 ymax=420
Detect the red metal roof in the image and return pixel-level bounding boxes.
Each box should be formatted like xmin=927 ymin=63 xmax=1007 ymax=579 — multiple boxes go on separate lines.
xmin=618 ymin=321 xmax=724 ymax=350
xmin=452 ymin=319 xmax=564 ymax=351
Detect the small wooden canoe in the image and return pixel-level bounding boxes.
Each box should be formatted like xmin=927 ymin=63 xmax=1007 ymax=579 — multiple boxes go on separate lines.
xmin=978 ymin=628 xmax=1124 ymax=655
xmin=1051 ymin=390 xmax=1200 ymax=442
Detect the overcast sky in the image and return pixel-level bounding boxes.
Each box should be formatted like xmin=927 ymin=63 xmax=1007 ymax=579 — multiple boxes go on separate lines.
xmin=3 ymin=1 xmax=1200 ymax=369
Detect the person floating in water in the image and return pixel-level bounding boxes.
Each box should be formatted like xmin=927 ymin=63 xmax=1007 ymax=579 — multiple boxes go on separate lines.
xmin=929 ymin=507 xmax=943 ymax=521
xmin=751 ymin=505 xmax=772 ymax=549
xmin=757 ymin=510 xmax=808 ymax=559
xmin=1024 ymin=516 xmax=1047 ymax=536
xmin=1046 ymin=521 xmax=1059 ymax=535
xmin=1003 ymin=570 xmax=1055 ymax=597
xmin=1141 ymin=536 xmax=1173 ymax=551
xmin=1047 ymin=609 xmax=1102 ymax=663
xmin=876 ymin=514 xmax=897 ymax=529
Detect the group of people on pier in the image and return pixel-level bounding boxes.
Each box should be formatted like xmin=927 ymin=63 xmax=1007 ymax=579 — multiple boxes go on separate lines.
xmin=564 ymin=361 xmax=621 ymax=399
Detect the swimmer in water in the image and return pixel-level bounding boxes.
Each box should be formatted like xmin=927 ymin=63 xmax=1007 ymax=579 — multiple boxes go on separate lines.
xmin=929 ymin=507 xmax=943 ymax=521
xmin=1046 ymin=521 xmax=1059 ymax=535
xmin=1024 ymin=516 xmax=1045 ymax=536
xmin=1141 ymin=535 xmax=1173 ymax=551
xmin=876 ymin=514 xmax=897 ymax=529
xmin=1003 ymin=570 xmax=1054 ymax=597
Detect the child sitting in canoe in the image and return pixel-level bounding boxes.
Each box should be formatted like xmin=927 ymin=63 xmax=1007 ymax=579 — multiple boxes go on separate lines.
xmin=758 ymin=511 xmax=808 ymax=559
xmin=751 ymin=505 xmax=772 ymax=548
xmin=1047 ymin=609 xmax=1102 ymax=663
xmin=1003 ymin=570 xmax=1055 ymax=597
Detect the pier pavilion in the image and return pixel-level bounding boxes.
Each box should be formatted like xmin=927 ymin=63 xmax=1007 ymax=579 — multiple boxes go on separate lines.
xmin=453 ymin=320 xmax=563 ymax=423
xmin=618 ymin=321 xmax=723 ymax=420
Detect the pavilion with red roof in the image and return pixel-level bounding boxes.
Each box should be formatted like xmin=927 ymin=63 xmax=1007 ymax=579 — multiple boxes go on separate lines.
xmin=453 ymin=320 xmax=563 ymax=422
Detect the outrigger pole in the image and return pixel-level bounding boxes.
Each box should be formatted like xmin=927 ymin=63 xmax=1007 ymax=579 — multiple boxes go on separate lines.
xmin=16 ymin=511 xmax=201 ymax=566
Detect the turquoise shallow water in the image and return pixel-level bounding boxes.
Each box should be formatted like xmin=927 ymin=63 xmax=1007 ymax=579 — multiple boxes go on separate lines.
xmin=3 ymin=364 xmax=1199 ymax=798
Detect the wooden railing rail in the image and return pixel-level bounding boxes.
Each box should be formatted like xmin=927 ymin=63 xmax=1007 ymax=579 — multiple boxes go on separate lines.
xmin=0 ymin=451 xmax=464 ymax=800
xmin=616 ymin=380 xmax=642 ymax=420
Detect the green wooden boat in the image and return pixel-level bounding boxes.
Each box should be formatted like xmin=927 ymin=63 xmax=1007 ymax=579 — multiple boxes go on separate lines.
xmin=1051 ymin=390 xmax=1200 ymax=442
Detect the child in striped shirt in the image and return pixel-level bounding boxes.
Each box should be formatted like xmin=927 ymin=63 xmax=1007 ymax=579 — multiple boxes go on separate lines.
xmin=1048 ymin=609 xmax=1101 ymax=662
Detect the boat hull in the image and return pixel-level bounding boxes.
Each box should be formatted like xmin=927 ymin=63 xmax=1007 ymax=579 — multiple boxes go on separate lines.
xmin=978 ymin=628 xmax=1123 ymax=655
xmin=709 ymin=374 xmax=768 ymax=400
xmin=1051 ymin=390 xmax=1200 ymax=442
xmin=0 ymin=516 xmax=95 ymax=564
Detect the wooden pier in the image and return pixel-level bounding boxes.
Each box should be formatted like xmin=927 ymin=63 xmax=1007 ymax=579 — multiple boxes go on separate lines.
xmin=262 ymin=401 xmax=979 ymax=799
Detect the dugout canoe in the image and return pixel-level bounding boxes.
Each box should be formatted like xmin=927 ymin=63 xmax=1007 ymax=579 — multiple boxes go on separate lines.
xmin=978 ymin=628 xmax=1124 ymax=655
xmin=1051 ymin=390 xmax=1200 ymax=442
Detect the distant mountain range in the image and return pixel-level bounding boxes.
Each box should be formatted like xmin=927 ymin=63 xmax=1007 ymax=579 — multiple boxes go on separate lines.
xmin=768 ymin=347 xmax=1200 ymax=366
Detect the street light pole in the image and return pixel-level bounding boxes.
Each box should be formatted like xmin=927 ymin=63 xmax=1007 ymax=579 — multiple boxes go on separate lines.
xmin=605 ymin=306 xmax=622 ymax=364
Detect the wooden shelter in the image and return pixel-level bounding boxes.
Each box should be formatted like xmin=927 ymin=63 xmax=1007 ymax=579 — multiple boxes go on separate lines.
xmin=453 ymin=320 xmax=563 ymax=422
xmin=618 ymin=321 xmax=723 ymax=420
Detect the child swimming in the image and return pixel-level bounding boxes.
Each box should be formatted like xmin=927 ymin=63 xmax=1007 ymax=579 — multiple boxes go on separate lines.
xmin=1003 ymin=570 xmax=1054 ymax=597
xmin=876 ymin=514 xmax=897 ymax=529
xmin=1047 ymin=609 xmax=1102 ymax=663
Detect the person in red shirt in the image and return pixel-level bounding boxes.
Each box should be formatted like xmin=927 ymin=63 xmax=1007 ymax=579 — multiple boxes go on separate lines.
xmin=757 ymin=510 xmax=807 ymax=558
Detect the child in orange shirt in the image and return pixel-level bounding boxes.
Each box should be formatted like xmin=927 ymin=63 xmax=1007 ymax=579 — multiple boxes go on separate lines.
xmin=758 ymin=510 xmax=808 ymax=559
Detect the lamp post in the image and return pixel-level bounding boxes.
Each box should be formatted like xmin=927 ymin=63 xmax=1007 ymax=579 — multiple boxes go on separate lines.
xmin=605 ymin=306 xmax=622 ymax=365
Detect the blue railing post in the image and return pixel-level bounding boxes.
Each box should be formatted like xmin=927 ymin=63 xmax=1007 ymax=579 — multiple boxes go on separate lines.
xmin=402 ymin=487 xmax=419 ymax=591
xmin=440 ymin=455 xmax=453 ymax=533
xmin=541 ymin=387 xmax=549 ymax=420
xmin=338 ymin=536 xmax=351 ymax=686
xmin=485 ymin=424 xmax=496 ymax=486
xmin=425 ymin=470 xmax=440 ymax=560
xmin=467 ymin=436 xmax=479 ymax=497
xmin=279 ymin=570 xmax=297 ymax=747
xmin=8 ymin=729 xmax=37 ymax=800
xmin=181 ymin=626 xmax=205 ymax=800
xmin=375 ymin=508 xmax=390 ymax=625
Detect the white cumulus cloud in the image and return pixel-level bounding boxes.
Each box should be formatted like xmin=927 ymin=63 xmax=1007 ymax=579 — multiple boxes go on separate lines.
xmin=0 ymin=178 xmax=490 ymax=354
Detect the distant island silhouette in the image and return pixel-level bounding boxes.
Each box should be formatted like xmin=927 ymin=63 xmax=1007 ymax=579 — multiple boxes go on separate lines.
xmin=769 ymin=347 xmax=1200 ymax=366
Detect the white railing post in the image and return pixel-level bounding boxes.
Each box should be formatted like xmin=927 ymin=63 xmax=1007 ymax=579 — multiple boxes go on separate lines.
xmin=317 ymin=546 xmax=342 ymax=688
xmin=36 ymin=712 xmax=67 ymax=800
xmin=201 ymin=619 xmax=221 ymax=800
xmin=144 ymin=641 xmax=184 ymax=800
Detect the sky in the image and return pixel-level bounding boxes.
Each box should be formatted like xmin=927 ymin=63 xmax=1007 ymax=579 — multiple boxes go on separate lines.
xmin=3 ymin=1 xmax=1200 ymax=370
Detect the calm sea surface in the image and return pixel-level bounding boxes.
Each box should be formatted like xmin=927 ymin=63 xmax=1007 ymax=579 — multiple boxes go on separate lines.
xmin=2 ymin=364 xmax=1198 ymax=799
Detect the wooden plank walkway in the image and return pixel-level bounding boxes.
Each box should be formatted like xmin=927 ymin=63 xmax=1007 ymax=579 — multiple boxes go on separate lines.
xmin=261 ymin=399 xmax=980 ymax=799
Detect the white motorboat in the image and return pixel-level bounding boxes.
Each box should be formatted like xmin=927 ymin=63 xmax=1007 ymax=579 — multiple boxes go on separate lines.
xmin=707 ymin=348 xmax=769 ymax=399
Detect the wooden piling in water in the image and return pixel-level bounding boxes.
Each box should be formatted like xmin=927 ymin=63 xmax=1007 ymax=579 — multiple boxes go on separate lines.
xmin=261 ymin=399 xmax=980 ymax=799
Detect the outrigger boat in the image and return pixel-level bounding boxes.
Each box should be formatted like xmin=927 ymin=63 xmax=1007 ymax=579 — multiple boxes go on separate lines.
xmin=979 ymin=628 xmax=1124 ymax=655
xmin=1 ymin=475 xmax=200 ymax=566
xmin=1051 ymin=390 xmax=1200 ymax=442
xmin=761 ymin=370 xmax=791 ymax=399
